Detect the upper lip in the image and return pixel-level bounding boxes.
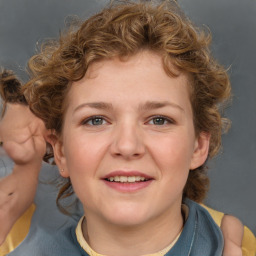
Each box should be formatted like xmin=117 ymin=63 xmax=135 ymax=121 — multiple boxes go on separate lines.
xmin=102 ymin=170 xmax=154 ymax=180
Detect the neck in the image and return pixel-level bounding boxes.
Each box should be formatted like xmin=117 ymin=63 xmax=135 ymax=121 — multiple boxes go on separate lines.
xmin=82 ymin=206 xmax=183 ymax=256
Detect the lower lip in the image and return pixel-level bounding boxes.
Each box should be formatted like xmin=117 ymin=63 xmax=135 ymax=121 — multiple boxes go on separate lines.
xmin=102 ymin=180 xmax=153 ymax=192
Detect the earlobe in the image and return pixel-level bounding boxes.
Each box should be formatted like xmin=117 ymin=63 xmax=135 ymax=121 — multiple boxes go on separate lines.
xmin=190 ymin=132 xmax=210 ymax=170
xmin=46 ymin=132 xmax=70 ymax=178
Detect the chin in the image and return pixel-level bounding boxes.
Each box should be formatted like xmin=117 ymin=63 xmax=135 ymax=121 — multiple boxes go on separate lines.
xmin=102 ymin=206 xmax=152 ymax=227
xmin=107 ymin=215 xmax=149 ymax=228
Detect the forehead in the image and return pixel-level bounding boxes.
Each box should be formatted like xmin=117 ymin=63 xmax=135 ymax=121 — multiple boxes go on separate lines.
xmin=67 ymin=51 xmax=191 ymax=110
xmin=85 ymin=51 xmax=181 ymax=80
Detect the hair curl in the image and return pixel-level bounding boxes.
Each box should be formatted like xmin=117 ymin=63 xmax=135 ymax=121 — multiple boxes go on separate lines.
xmin=23 ymin=0 xmax=231 ymax=210
xmin=0 ymin=70 xmax=27 ymax=116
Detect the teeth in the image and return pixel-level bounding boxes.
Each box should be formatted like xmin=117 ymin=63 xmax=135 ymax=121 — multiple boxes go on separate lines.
xmin=128 ymin=176 xmax=135 ymax=182
xmin=106 ymin=176 xmax=148 ymax=183
xmin=135 ymin=176 xmax=141 ymax=181
xmin=120 ymin=176 xmax=127 ymax=182
xmin=114 ymin=176 xmax=120 ymax=182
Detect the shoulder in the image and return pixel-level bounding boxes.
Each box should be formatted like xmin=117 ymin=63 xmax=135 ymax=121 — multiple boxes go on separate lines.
xmin=189 ymin=200 xmax=224 ymax=255
xmin=0 ymin=204 xmax=35 ymax=256
xmin=202 ymin=204 xmax=256 ymax=256
xmin=7 ymin=222 xmax=84 ymax=256
xmin=201 ymin=203 xmax=224 ymax=227
xmin=186 ymin=199 xmax=224 ymax=244
xmin=167 ymin=199 xmax=223 ymax=256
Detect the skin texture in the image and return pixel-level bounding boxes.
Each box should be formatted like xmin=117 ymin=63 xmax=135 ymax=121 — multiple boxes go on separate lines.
xmin=0 ymin=103 xmax=46 ymax=245
xmin=52 ymin=51 xmax=210 ymax=255
xmin=221 ymin=215 xmax=244 ymax=256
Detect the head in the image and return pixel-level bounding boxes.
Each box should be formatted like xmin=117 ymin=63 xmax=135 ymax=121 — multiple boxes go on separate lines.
xmin=0 ymin=70 xmax=27 ymax=117
xmin=24 ymin=0 xmax=230 ymax=213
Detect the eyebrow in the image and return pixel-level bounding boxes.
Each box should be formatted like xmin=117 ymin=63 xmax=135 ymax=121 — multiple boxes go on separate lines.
xmin=139 ymin=101 xmax=184 ymax=112
xmin=73 ymin=100 xmax=184 ymax=113
xmin=73 ymin=102 xmax=113 ymax=112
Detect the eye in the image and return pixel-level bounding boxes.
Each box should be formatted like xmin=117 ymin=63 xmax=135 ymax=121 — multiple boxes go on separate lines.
xmin=82 ymin=116 xmax=107 ymax=126
xmin=147 ymin=116 xmax=174 ymax=126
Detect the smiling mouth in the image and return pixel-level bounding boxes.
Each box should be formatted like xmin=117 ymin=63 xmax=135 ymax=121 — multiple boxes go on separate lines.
xmin=105 ymin=176 xmax=151 ymax=183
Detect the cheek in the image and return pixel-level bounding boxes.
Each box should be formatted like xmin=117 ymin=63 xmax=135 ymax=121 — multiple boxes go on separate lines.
xmin=62 ymin=140 xmax=98 ymax=202
xmin=154 ymin=136 xmax=193 ymax=195
xmin=150 ymin=133 xmax=195 ymax=171
xmin=62 ymin=133 xmax=113 ymax=209
xmin=63 ymin=133 xmax=109 ymax=177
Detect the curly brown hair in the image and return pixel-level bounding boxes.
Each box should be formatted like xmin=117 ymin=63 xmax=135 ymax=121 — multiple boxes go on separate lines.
xmin=24 ymin=0 xmax=231 ymax=210
xmin=0 ymin=70 xmax=27 ymax=117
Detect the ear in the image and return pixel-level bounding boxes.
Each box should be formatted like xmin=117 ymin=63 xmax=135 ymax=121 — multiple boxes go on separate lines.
xmin=45 ymin=131 xmax=70 ymax=178
xmin=190 ymin=132 xmax=210 ymax=170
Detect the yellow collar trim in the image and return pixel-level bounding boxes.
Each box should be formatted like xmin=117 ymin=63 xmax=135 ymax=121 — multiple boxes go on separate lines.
xmin=75 ymin=209 xmax=186 ymax=256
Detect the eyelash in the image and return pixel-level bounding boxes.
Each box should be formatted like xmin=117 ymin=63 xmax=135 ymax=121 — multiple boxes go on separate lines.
xmin=81 ymin=115 xmax=108 ymax=126
xmin=147 ymin=115 xmax=175 ymax=126
xmin=81 ymin=115 xmax=175 ymax=126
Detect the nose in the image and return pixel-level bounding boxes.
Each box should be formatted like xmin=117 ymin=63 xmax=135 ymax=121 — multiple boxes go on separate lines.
xmin=110 ymin=122 xmax=145 ymax=160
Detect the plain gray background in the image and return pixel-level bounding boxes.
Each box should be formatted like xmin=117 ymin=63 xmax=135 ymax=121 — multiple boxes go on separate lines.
xmin=0 ymin=0 xmax=255 ymax=235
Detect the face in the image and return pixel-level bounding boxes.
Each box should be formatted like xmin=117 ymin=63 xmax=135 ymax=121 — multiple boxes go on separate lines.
xmin=53 ymin=51 xmax=209 ymax=228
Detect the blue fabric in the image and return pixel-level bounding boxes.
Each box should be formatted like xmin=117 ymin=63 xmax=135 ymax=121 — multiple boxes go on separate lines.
xmin=4 ymin=163 xmax=223 ymax=256
xmin=5 ymin=163 xmax=83 ymax=256
xmin=67 ymin=198 xmax=224 ymax=256
xmin=8 ymin=197 xmax=223 ymax=256
xmin=166 ymin=198 xmax=223 ymax=256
